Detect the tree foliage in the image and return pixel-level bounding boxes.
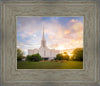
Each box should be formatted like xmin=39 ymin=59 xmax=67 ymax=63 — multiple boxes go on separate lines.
xmin=72 ymin=48 xmax=83 ymax=61
xmin=26 ymin=53 xmax=42 ymax=62
xmin=17 ymin=48 xmax=24 ymax=61
xmin=55 ymin=54 xmax=62 ymax=60
xmin=55 ymin=52 xmax=69 ymax=60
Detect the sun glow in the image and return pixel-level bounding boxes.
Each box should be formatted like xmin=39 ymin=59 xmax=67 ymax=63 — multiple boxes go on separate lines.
xmin=56 ymin=46 xmax=66 ymax=50
xmin=62 ymin=53 xmax=66 ymax=56
xmin=68 ymin=53 xmax=73 ymax=59
xmin=68 ymin=53 xmax=73 ymax=56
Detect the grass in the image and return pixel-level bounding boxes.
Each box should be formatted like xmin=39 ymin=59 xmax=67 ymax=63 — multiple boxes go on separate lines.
xmin=17 ymin=61 xmax=83 ymax=69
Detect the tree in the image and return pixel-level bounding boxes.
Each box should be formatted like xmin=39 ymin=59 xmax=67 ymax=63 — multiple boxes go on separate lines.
xmin=17 ymin=48 xmax=24 ymax=61
xmin=26 ymin=53 xmax=42 ymax=62
xmin=26 ymin=55 xmax=33 ymax=61
xmin=55 ymin=52 xmax=69 ymax=60
xmin=62 ymin=52 xmax=69 ymax=60
xmin=32 ymin=53 xmax=42 ymax=61
xmin=72 ymin=48 xmax=83 ymax=61
xmin=55 ymin=54 xmax=62 ymax=60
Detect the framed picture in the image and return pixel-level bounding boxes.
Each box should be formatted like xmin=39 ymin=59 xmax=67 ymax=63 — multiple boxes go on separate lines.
xmin=17 ymin=16 xmax=83 ymax=69
xmin=0 ymin=1 xmax=100 ymax=86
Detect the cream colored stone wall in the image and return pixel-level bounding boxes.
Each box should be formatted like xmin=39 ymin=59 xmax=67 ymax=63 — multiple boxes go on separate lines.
xmin=28 ymin=47 xmax=60 ymax=59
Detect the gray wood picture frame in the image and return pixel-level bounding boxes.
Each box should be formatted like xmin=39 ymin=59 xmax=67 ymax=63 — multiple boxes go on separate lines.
xmin=0 ymin=0 xmax=100 ymax=86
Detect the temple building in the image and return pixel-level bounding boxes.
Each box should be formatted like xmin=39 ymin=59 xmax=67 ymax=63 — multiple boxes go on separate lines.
xmin=28 ymin=26 xmax=60 ymax=60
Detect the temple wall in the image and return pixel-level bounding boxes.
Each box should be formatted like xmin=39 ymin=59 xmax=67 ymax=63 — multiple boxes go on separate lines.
xmin=28 ymin=49 xmax=33 ymax=55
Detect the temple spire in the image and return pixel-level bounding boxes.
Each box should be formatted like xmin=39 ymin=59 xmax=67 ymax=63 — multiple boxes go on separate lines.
xmin=41 ymin=25 xmax=46 ymax=47
xmin=42 ymin=25 xmax=45 ymax=40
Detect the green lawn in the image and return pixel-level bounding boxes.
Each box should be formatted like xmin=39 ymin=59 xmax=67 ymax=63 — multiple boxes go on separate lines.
xmin=17 ymin=61 xmax=83 ymax=69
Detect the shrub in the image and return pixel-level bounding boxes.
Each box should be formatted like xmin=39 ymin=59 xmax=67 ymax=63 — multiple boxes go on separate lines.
xmin=51 ymin=59 xmax=55 ymax=62
xmin=61 ymin=60 xmax=67 ymax=62
xmin=55 ymin=54 xmax=62 ymax=60
xmin=26 ymin=55 xmax=33 ymax=61
xmin=55 ymin=52 xmax=69 ymax=61
xmin=26 ymin=53 xmax=42 ymax=62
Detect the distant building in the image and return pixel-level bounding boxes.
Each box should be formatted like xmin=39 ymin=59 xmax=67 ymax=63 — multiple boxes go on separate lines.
xmin=28 ymin=26 xmax=60 ymax=60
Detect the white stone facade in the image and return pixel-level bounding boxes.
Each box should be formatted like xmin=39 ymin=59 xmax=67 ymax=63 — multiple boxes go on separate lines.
xmin=28 ymin=26 xmax=60 ymax=60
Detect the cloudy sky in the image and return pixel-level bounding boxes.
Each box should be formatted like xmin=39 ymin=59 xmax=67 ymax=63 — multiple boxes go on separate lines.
xmin=17 ymin=17 xmax=83 ymax=55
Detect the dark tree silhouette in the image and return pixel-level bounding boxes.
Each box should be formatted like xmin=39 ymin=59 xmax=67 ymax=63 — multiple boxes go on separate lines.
xmin=72 ymin=48 xmax=83 ymax=61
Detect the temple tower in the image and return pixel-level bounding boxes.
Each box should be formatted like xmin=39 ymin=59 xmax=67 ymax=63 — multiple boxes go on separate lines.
xmin=41 ymin=25 xmax=46 ymax=47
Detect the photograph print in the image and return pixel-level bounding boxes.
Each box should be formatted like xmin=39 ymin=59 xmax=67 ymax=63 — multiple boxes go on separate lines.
xmin=17 ymin=17 xmax=83 ymax=69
